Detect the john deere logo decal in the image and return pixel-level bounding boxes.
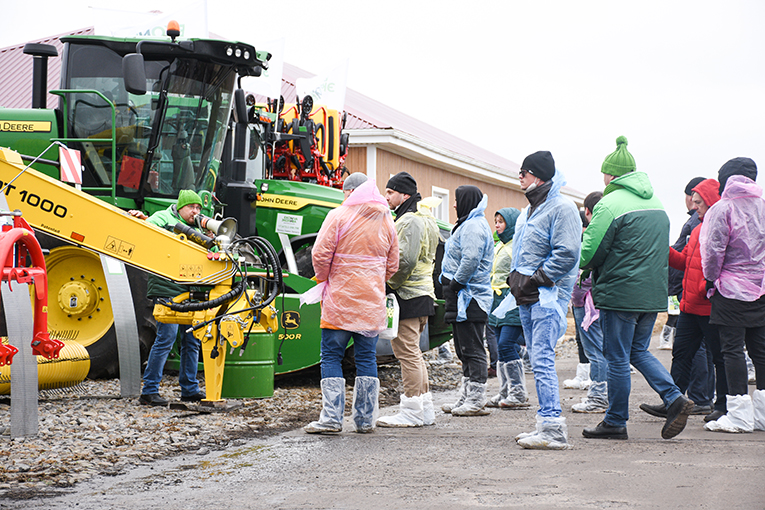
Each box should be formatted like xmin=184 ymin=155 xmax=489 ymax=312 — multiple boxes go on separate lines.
xmin=281 ymin=311 xmax=300 ymax=329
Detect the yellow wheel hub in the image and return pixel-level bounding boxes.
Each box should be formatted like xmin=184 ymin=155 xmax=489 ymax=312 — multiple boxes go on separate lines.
xmin=45 ymin=246 xmax=113 ymax=347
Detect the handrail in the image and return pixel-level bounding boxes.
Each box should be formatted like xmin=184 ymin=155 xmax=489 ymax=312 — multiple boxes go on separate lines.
xmin=49 ymin=89 xmax=117 ymax=203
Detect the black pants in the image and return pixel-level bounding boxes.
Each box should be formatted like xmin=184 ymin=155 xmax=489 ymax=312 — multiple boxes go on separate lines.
xmin=452 ymin=320 xmax=487 ymax=384
xmin=670 ymin=312 xmax=727 ymax=412
xmin=718 ymin=325 xmax=765 ymax=395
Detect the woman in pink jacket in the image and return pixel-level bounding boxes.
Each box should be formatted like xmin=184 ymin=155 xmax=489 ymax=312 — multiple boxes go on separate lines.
xmin=304 ymin=173 xmax=399 ymax=435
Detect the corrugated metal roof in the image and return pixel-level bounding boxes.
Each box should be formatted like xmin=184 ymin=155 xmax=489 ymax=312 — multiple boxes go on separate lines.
xmin=279 ymin=63 xmax=520 ymax=176
xmin=0 ymin=29 xmax=521 ymax=178
xmin=0 ymin=28 xmax=93 ymax=109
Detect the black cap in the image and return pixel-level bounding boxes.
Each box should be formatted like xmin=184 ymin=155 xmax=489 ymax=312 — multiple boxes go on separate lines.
xmin=521 ymin=151 xmax=555 ymax=182
xmin=684 ymin=177 xmax=706 ymax=196
xmin=718 ymin=157 xmax=758 ymax=193
xmin=385 ymin=171 xmax=417 ymax=196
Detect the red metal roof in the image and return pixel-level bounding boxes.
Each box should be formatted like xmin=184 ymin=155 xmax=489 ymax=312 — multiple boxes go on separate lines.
xmin=0 ymin=27 xmax=93 ymax=109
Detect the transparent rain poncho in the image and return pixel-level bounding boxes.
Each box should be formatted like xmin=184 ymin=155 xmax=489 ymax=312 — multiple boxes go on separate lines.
xmin=493 ymin=169 xmax=581 ymax=333
xmin=700 ymin=175 xmax=765 ymax=301
xmin=302 ymin=180 xmax=399 ymax=336
xmin=440 ymin=194 xmax=495 ymax=321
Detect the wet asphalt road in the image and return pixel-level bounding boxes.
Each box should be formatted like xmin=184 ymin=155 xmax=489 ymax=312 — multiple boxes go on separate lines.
xmin=3 ymin=342 xmax=764 ymax=510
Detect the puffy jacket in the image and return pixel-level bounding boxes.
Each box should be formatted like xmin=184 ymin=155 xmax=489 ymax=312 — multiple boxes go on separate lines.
xmin=440 ymin=195 xmax=494 ymax=322
xmin=312 ymin=180 xmax=399 ymax=335
xmin=581 ymin=171 xmax=670 ymax=312
xmin=700 ymin=175 xmax=765 ymax=302
xmin=669 ymin=225 xmax=709 ymax=315
xmin=669 ymin=177 xmax=721 ymax=315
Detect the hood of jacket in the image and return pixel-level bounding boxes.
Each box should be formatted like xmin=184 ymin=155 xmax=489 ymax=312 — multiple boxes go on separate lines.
xmin=605 ymin=171 xmax=654 ymax=199
xmin=721 ymin=175 xmax=763 ymax=200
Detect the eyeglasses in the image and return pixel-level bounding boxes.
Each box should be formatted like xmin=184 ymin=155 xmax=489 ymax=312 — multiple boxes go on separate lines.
xmin=519 ymin=170 xmax=528 ymax=178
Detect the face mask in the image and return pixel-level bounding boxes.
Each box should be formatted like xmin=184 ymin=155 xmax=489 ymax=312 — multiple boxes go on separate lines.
xmin=525 ymin=181 xmax=538 ymax=193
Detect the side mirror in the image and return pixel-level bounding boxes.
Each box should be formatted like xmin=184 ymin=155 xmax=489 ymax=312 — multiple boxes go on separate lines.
xmin=233 ymin=89 xmax=248 ymax=125
xmin=123 ymin=54 xmax=147 ymax=95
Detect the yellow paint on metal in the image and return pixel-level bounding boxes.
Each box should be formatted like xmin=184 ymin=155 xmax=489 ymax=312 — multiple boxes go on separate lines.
xmin=0 ymin=340 xmax=90 ymax=394
xmin=153 ymin=288 xmax=278 ymax=402
xmin=0 ymin=121 xmax=52 ymax=133
xmin=257 ymin=193 xmax=339 ymax=211
xmin=0 ymin=150 xmax=232 ymax=283
xmin=45 ymin=246 xmax=112 ymax=346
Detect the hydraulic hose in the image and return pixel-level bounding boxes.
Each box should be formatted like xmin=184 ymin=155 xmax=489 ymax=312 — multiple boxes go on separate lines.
xmin=157 ymin=279 xmax=246 ymax=312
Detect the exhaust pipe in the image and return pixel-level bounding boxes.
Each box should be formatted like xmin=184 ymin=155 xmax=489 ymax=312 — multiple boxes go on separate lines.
xmin=23 ymin=43 xmax=58 ymax=109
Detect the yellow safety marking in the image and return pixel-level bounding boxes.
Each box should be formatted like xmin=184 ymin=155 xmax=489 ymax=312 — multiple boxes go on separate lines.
xmin=258 ymin=193 xmax=339 ymax=211
xmin=0 ymin=121 xmax=52 ymax=133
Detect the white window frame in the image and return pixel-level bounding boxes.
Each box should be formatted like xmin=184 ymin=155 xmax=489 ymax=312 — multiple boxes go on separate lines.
xmin=431 ymin=185 xmax=450 ymax=223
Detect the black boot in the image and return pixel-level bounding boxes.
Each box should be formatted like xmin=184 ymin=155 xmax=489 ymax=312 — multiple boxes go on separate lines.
xmin=662 ymin=395 xmax=694 ymax=439
xmin=639 ymin=402 xmax=667 ymax=418
xmin=582 ymin=420 xmax=628 ymax=440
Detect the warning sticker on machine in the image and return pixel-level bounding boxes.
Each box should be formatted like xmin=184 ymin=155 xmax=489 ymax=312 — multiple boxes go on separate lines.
xmin=104 ymin=236 xmax=135 ymax=259
xmin=275 ymin=213 xmax=302 ymax=236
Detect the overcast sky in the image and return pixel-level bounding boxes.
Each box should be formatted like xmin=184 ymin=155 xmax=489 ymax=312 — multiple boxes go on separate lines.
xmin=3 ymin=0 xmax=764 ymax=238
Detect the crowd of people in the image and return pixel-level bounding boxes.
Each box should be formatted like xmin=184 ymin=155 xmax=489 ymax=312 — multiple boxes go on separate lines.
xmin=303 ymin=138 xmax=765 ymax=448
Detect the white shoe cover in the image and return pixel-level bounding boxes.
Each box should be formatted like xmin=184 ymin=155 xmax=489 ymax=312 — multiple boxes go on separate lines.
xmin=304 ymin=377 xmax=345 ymax=434
xmin=451 ymin=381 xmax=490 ymax=416
xmin=563 ymin=363 xmax=591 ymax=390
xmin=753 ymin=390 xmax=765 ymax=431
xmin=500 ymin=359 xmax=530 ymax=408
xmin=442 ymin=377 xmax=468 ymax=413
xmin=704 ymin=394 xmax=754 ymax=433
xmin=422 ymin=392 xmax=436 ymax=426
xmin=377 ymin=394 xmax=424 ymax=428
xmin=486 ymin=362 xmax=507 ymax=408
xmin=517 ymin=415 xmax=570 ymax=450
xmin=572 ymin=380 xmax=608 ymax=413
xmin=351 ymin=376 xmax=379 ymax=433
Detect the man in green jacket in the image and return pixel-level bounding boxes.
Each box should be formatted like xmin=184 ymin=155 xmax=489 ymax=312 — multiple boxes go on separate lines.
xmin=377 ymin=172 xmax=440 ymax=427
xmin=580 ymin=137 xmax=693 ymax=440
xmin=130 ymin=189 xmax=206 ymax=406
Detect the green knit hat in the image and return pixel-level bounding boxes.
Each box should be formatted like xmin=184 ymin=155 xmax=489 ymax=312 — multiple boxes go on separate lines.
xmin=601 ymin=136 xmax=636 ymax=176
xmin=177 ymin=189 xmax=202 ymax=210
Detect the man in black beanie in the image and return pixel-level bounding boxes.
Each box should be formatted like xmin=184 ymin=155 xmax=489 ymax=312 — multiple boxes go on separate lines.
xmin=378 ymin=172 xmax=440 ymax=427
xmin=506 ymin=151 xmax=582 ymax=449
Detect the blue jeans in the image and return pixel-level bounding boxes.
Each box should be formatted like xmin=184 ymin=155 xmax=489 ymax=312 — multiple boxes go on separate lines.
xmin=320 ymin=329 xmax=378 ymax=379
xmin=494 ymin=325 xmax=524 ymax=362
xmin=572 ymin=306 xmax=607 ymax=383
xmin=519 ymin=302 xmax=563 ymax=418
xmin=601 ymin=310 xmax=681 ymax=427
xmin=142 ymin=321 xmax=201 ymax=397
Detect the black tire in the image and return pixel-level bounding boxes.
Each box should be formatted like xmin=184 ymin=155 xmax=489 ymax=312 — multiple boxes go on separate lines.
xmin=84 ymin=266 xmax=156 ymax=379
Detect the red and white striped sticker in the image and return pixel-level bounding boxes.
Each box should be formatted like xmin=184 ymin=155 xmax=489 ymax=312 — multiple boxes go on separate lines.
xmin=59 ymin=147 xmax=82 ymax=184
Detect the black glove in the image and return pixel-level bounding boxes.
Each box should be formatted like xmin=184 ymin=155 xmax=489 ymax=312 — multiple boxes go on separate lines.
xmin=530 ymin=268 xmax=554 ymax=288
xmin=449 ymin=279 xmax=467 ymax=292
xmin=705 ymin=280 xmax=715 ymax=291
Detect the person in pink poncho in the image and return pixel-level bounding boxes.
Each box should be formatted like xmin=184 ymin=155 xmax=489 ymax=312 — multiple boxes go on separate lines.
xmin=303 ymin=173 xmax=399 ymax=435
xmin=700 ymin=157 xmax=765 ymax=433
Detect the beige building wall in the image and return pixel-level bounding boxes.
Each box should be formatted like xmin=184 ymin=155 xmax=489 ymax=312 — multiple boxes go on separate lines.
xmin=346 ymin=147 xmax=529 ymax=226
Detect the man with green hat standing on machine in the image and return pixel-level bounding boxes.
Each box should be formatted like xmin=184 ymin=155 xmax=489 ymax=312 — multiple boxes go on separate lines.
xmin=130 ymin=189 xmax=207 ymax=406
xmin=580 ymin=137 xmax=694 ymax=440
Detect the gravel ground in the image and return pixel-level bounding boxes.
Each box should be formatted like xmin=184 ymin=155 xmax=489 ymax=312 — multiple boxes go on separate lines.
xmin=0 ymin=315 xmax=648 ymax=502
